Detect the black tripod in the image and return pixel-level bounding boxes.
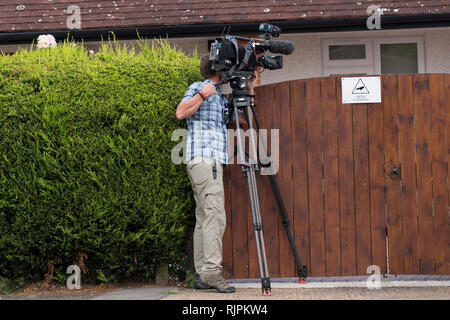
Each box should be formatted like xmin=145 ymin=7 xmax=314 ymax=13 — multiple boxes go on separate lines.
xmin=223 ymin=74 xmax=308 ymax=295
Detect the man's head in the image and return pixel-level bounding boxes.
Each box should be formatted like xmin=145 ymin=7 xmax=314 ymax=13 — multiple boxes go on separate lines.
xmin=200 ymin=54 xmax=219 ymax=80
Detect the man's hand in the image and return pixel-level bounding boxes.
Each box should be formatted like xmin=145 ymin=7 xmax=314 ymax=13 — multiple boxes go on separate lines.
xmin=201 ymin=83 xmax=216 ymax=97
xmin=246 ymin=70 xmax=259 ymax=95
xmin=176 ymin=83 xmax=217 ymax=120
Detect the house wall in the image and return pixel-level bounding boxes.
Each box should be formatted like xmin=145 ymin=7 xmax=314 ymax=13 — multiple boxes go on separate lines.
xmin=1 ymin=26 xmax=449 ymax=86
xmin=263 ymin=26 xmax=450 ymax=85
xmin=158 ymin=26 xmax=450 ymax=85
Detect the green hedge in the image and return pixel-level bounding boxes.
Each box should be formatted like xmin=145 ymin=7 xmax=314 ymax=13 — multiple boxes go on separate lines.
xmin=0 ymin=39 xmax=200 ymax=283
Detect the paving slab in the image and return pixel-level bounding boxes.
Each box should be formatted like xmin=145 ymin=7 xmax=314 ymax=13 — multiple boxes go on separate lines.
xmin=229 ymin=280 xmax=450 ymax=289
xmin=91 ymin=286 xmax=176 ymax=300
xmin=1 ymin=277 xmax=449 ymax=300
xmin=162 ymin=286 xmax=450 ymax=300
xmin=0 ymin=286 xmax=176 ymax=300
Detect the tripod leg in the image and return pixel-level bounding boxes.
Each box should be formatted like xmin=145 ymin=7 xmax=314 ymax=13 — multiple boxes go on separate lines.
xmin=246 ymin=166 xmax=265 ymax=277
xmin=250 ymin=105 xmax=308 ymax=283
xmin=234 ymin=105 xmax=271 ymax=296
xmin=267 ymin=174 xmax=308 ymax=283
xmin=248 ymin=168 xmax=271 ymax=295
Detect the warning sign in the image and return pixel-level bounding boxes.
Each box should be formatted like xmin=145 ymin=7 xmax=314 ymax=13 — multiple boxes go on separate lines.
xmin=342 ymin=77 xmax=381 ymax=104
xmin=352 ymin=78 xmax=370 ymax=94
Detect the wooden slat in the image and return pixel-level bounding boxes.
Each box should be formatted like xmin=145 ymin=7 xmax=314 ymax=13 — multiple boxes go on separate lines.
xmin=429 ymin=74 xmax=449 ymax=274
xmin=383 ymin=75 xmax=403 ymax=275
xmin=275 ymin=82 xmax=295 ymax=277
xmin=321 ymin=77 xmax=342 ymax=276
xmin=230 ymin=119 xmax=250 ymax=277
xmin=257 ymin=84 xmax=280 ymax=278
xmin=413 ymin=74 xmax=435 ymax=274
xmin=353 ymin=103 xmax=372 ymax=275
xmin=306 ymin=77 xmax=326 ymax=276
xmin=230 ymin=162 xmax=249 ymax=278
xmin=222 ymin=166 xmax=234 ymax=278
xmin=446 ymin=74 xmax=450 ymax=274
xmin=336 ymin=77 xmax=357 ymax=276
xmin=397 ymin=74 xmax=420 ymax=274
xmin=275 ymin=81 xmax=295 ymax=277
xmin=367 ymin=99 xmax=387 ymax=274
xmin=290 ymin=79 xmax=311 ymax=276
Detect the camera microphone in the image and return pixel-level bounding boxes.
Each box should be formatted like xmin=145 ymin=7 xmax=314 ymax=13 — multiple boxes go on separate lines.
xmin=256 ymin=40 xmax=295 ymax=55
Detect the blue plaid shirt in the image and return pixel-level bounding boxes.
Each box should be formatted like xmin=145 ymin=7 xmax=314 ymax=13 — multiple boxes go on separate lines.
xmin=181 ymin=79 xmax=229 ymax=165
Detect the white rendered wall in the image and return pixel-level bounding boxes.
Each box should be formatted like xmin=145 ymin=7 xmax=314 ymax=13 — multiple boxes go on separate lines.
xmin=1 ymin=27 xmax=449 ymax=86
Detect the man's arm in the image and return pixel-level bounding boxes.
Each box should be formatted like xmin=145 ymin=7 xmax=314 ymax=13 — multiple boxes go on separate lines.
xmin=175 ymin=94 xmax=203 ymax=120
xmin=176 ymin=83 xmax=216 ymax=120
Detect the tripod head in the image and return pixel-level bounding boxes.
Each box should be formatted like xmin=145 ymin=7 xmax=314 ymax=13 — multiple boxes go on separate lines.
xmin=214 ymin=70 xmax=256 ymax=108
xmin=215 ymin=70 xmax=254 ymax=90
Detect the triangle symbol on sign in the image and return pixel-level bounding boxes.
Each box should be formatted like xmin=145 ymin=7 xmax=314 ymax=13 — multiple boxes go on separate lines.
xmin=352 ymin=79 xmax=370 ymax=94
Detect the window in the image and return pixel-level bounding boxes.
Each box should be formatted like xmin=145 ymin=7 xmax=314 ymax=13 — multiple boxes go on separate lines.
xmin=373 ymin=37 xmax=424 ymax=74
xmin=380 ymin=43 xmax=418 ymax=73
xmin=322 ymin=39 xmax=373 ymax=76
xmin=322 ymin=37 xmax=424 ymax=76
xmin=329 ymin=44 xmax=366 ymax=60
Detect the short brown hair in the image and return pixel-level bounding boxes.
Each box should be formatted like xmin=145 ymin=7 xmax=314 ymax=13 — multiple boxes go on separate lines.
xmin=200 ymin=54 xmax=216 ymax=80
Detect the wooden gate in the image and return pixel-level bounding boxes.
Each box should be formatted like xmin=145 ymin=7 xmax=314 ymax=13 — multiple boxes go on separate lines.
xmin=222 ymin=74 xmax=450 ymax=278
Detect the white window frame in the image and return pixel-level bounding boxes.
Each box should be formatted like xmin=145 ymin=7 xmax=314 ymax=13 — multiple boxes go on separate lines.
xmin=321 ymin=38 xmax=373 ymax=76
xmin=373 ymin=36 xmax=425 ymax=74
xmin=325 ymin=67 xmax=374 ymax=77
xmin=321 ymin=36 xmax=425 ymax=76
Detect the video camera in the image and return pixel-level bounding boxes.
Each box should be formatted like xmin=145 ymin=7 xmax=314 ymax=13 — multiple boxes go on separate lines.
xmin=209 ymin=23 xmax=295 ymax=80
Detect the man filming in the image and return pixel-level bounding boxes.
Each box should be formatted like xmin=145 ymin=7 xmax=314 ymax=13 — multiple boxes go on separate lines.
xmin=176 ymin=54 xmax=257 ymax=293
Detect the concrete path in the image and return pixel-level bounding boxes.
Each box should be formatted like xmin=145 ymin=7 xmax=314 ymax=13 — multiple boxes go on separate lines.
xmin=1 ymin=280 xmax=448 ymax=300
xmin=91 ymin=286 xmax=175 ymax=300
xmin=0 ymin=286 xmax=176 ymax=300
xmin=230 ymin=280 xmax=450 ymax=289
xmin=162 ymin=286 xmax=450 ymax=300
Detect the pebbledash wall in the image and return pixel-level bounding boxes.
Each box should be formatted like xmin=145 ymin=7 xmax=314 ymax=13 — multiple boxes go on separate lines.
xmin=1 ymin=27 xmax=449 ymax=84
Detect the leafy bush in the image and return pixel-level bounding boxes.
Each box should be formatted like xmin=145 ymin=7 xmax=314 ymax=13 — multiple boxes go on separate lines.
xmin=0 ymin=39 xmax=199 ymax=283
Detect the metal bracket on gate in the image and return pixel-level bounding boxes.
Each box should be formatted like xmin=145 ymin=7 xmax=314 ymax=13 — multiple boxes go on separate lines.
xmin=389 ymin=166 xmax=401 ymax=180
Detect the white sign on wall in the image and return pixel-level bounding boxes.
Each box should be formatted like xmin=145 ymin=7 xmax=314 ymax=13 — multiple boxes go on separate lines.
xmin=341 ymin=76 xmax=381 ymax=104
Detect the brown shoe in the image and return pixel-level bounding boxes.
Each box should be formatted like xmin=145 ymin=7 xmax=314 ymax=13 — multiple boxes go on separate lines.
xmin=201 ymin=272 xmax=236 ymax=293
xmin=194 ymin=275 xmax=213 ymax=290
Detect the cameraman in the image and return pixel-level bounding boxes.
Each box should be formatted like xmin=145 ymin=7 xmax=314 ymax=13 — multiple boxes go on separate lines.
xmin=176 ymin=54 xmax=256 ymax=293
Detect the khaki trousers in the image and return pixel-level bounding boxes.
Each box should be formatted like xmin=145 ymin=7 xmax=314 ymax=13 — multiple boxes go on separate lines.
xmin=186 ymin=156 xmax=226 ymax=276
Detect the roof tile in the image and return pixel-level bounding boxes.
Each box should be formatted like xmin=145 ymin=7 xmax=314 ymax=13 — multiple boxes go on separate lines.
xmin=0 ymin=0 xmax=448 ymax=33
